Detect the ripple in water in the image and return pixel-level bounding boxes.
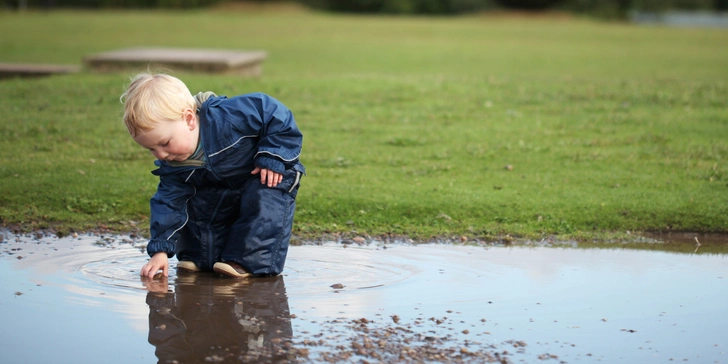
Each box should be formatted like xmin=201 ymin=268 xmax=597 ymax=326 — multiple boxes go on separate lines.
xmin=2 ymin=231 xmax=454 ymax=299
xmin=82 ymin=255 xmax=156 ymax=291
xmin=78 ymin=243 xmax=422 ymax=295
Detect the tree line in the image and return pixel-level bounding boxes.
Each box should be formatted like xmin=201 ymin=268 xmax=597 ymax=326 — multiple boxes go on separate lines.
xmin=302 ymin=0 xmax=728 ymax=16
xmin=6 ymin=0 xmax=728 ymax=18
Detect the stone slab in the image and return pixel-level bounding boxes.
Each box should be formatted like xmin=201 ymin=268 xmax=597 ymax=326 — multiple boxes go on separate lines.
xmin=0 ymin=63 xmax=80 ymax=79
xmin=83 ymin=48 xmax=268 ymax=76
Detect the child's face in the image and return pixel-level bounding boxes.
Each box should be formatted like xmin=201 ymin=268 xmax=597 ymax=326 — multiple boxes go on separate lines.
xmin=133 ymin=110 xmax=199 ymax=162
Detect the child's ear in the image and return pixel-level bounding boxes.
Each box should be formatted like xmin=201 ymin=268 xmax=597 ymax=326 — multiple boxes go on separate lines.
xmin=183 ymin=108 xmax=197 ymax=130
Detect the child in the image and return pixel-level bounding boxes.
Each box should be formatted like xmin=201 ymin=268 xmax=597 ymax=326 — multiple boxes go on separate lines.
xmin=121 ymin=72 xmax=305 ymax=279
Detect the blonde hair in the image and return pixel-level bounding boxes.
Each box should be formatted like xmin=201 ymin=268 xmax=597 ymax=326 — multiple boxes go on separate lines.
xmin=120 ymin=73 xmax=196 ymax=137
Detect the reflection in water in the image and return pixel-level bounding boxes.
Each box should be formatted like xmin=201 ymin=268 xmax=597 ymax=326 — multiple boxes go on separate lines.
xmin=144 ymin=274 xmax=293 ymax=364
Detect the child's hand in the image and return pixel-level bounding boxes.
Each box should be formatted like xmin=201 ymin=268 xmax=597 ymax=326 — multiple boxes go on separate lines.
xmin=141 ymin=252 xmax=169 ymax=279
xmin=251 ymin=167 xmax=283 ymax=187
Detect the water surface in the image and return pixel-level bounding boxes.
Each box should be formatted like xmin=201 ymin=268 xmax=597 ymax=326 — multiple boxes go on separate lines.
xmin=1 ymin=231 xmax=726 ymax=363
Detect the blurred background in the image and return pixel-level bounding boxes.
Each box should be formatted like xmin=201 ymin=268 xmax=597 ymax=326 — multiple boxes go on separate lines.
xmin=1 ymin=0 xmax=726 ymax=237
xmin=5 ymin=0 xmax=728 ymax=21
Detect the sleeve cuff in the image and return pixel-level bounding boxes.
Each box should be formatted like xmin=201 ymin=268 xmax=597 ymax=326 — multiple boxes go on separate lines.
xmin=146 ymin=239 xmax=176 ymax=258
xmin=255 ymin=155 xmax=285 ymax=174
xmin=146 ymin=293 xmax=175 ymax=307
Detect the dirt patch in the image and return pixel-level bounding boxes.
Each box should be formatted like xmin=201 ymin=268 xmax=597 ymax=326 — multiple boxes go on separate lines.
xmin=288 ymin=316 xmax=526 ymax=363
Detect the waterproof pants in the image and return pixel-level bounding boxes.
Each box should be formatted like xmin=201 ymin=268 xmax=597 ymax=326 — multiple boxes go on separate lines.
xmin=175 ymin=168 xmax=301 ymax=276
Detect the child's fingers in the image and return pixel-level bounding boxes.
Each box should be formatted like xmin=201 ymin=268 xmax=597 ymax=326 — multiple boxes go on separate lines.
xmin=141 ymin=263 xmax=153 ymax=277
xmin=151 ymin=265 xmax=162 ymax=279
xmin=141 ymin=264 xmax=151 ymax=278
xmin=256 ymin=168 xmax=283 ymax=187
xmin=260 ymin=168 xmax=269 ymax=185
xmin=142 ymin=262 xmax=163 ymax=279
xmin=269 ymin=171 xmax=283 ymax=187
xmin=145 ymin=265 xmax=156 ymax=279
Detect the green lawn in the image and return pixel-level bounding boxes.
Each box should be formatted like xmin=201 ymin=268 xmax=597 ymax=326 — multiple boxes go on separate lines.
xmin=0 ymin=8 xmax=726 ymax=240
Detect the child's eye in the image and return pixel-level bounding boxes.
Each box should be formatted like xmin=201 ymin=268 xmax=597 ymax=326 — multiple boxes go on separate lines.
xmin=162 ymin=141 xmax=170 ymax=147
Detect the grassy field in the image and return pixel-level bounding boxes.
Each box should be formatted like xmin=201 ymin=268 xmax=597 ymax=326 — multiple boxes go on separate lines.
xmin=0 ymin=7 xmax=727 ymax=241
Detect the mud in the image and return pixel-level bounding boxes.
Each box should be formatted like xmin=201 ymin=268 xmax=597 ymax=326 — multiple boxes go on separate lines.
xmin=0 ymin=230 xmax=727 ymax=363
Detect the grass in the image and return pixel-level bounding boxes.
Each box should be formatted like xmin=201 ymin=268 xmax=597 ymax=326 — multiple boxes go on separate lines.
xmin=0 ymin=7 xmax=727 ymax=241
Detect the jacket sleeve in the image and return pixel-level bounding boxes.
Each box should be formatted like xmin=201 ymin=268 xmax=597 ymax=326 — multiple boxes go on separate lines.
xmin=237 ymin=93 xmax=303 ymax=174
xmin=146 ymin=174 xmax=196 ymax=258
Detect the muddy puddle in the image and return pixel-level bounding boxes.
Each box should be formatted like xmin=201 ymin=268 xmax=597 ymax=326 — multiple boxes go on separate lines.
xmin=1 ymin=230 xmax=726 ymax=363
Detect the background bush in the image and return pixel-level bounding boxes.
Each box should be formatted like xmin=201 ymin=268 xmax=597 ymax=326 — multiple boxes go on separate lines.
xmin=6 ymin=0 xmax=222 ymax=8
xmin=300 ymin=0 xmax=727 ymax=14
xmin=7 ymin=0 xmax=727 ymax=13
xmin=493 ymin=0 xmax=562 ymax=9
xmin=297 ymin=0 xmax=497 ymax=14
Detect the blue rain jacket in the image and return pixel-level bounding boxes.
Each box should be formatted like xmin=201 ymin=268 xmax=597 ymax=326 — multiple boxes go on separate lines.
xmin=145 ymin=93 xmax=305 ymax=263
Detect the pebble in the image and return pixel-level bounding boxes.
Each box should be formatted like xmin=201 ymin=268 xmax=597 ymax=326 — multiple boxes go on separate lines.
xmin=285 ymin=313 xmax=525 ymax=363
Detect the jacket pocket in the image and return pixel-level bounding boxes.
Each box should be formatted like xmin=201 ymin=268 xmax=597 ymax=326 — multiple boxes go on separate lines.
xmin=288 ymin=171 xmax=302 ymax=194
xmin=276 ymin=169 xmax=302 ymax=198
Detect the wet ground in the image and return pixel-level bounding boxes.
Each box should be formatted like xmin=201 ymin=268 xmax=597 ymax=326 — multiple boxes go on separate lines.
xmin=1 ymin=230 xmax=727 ymax=363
